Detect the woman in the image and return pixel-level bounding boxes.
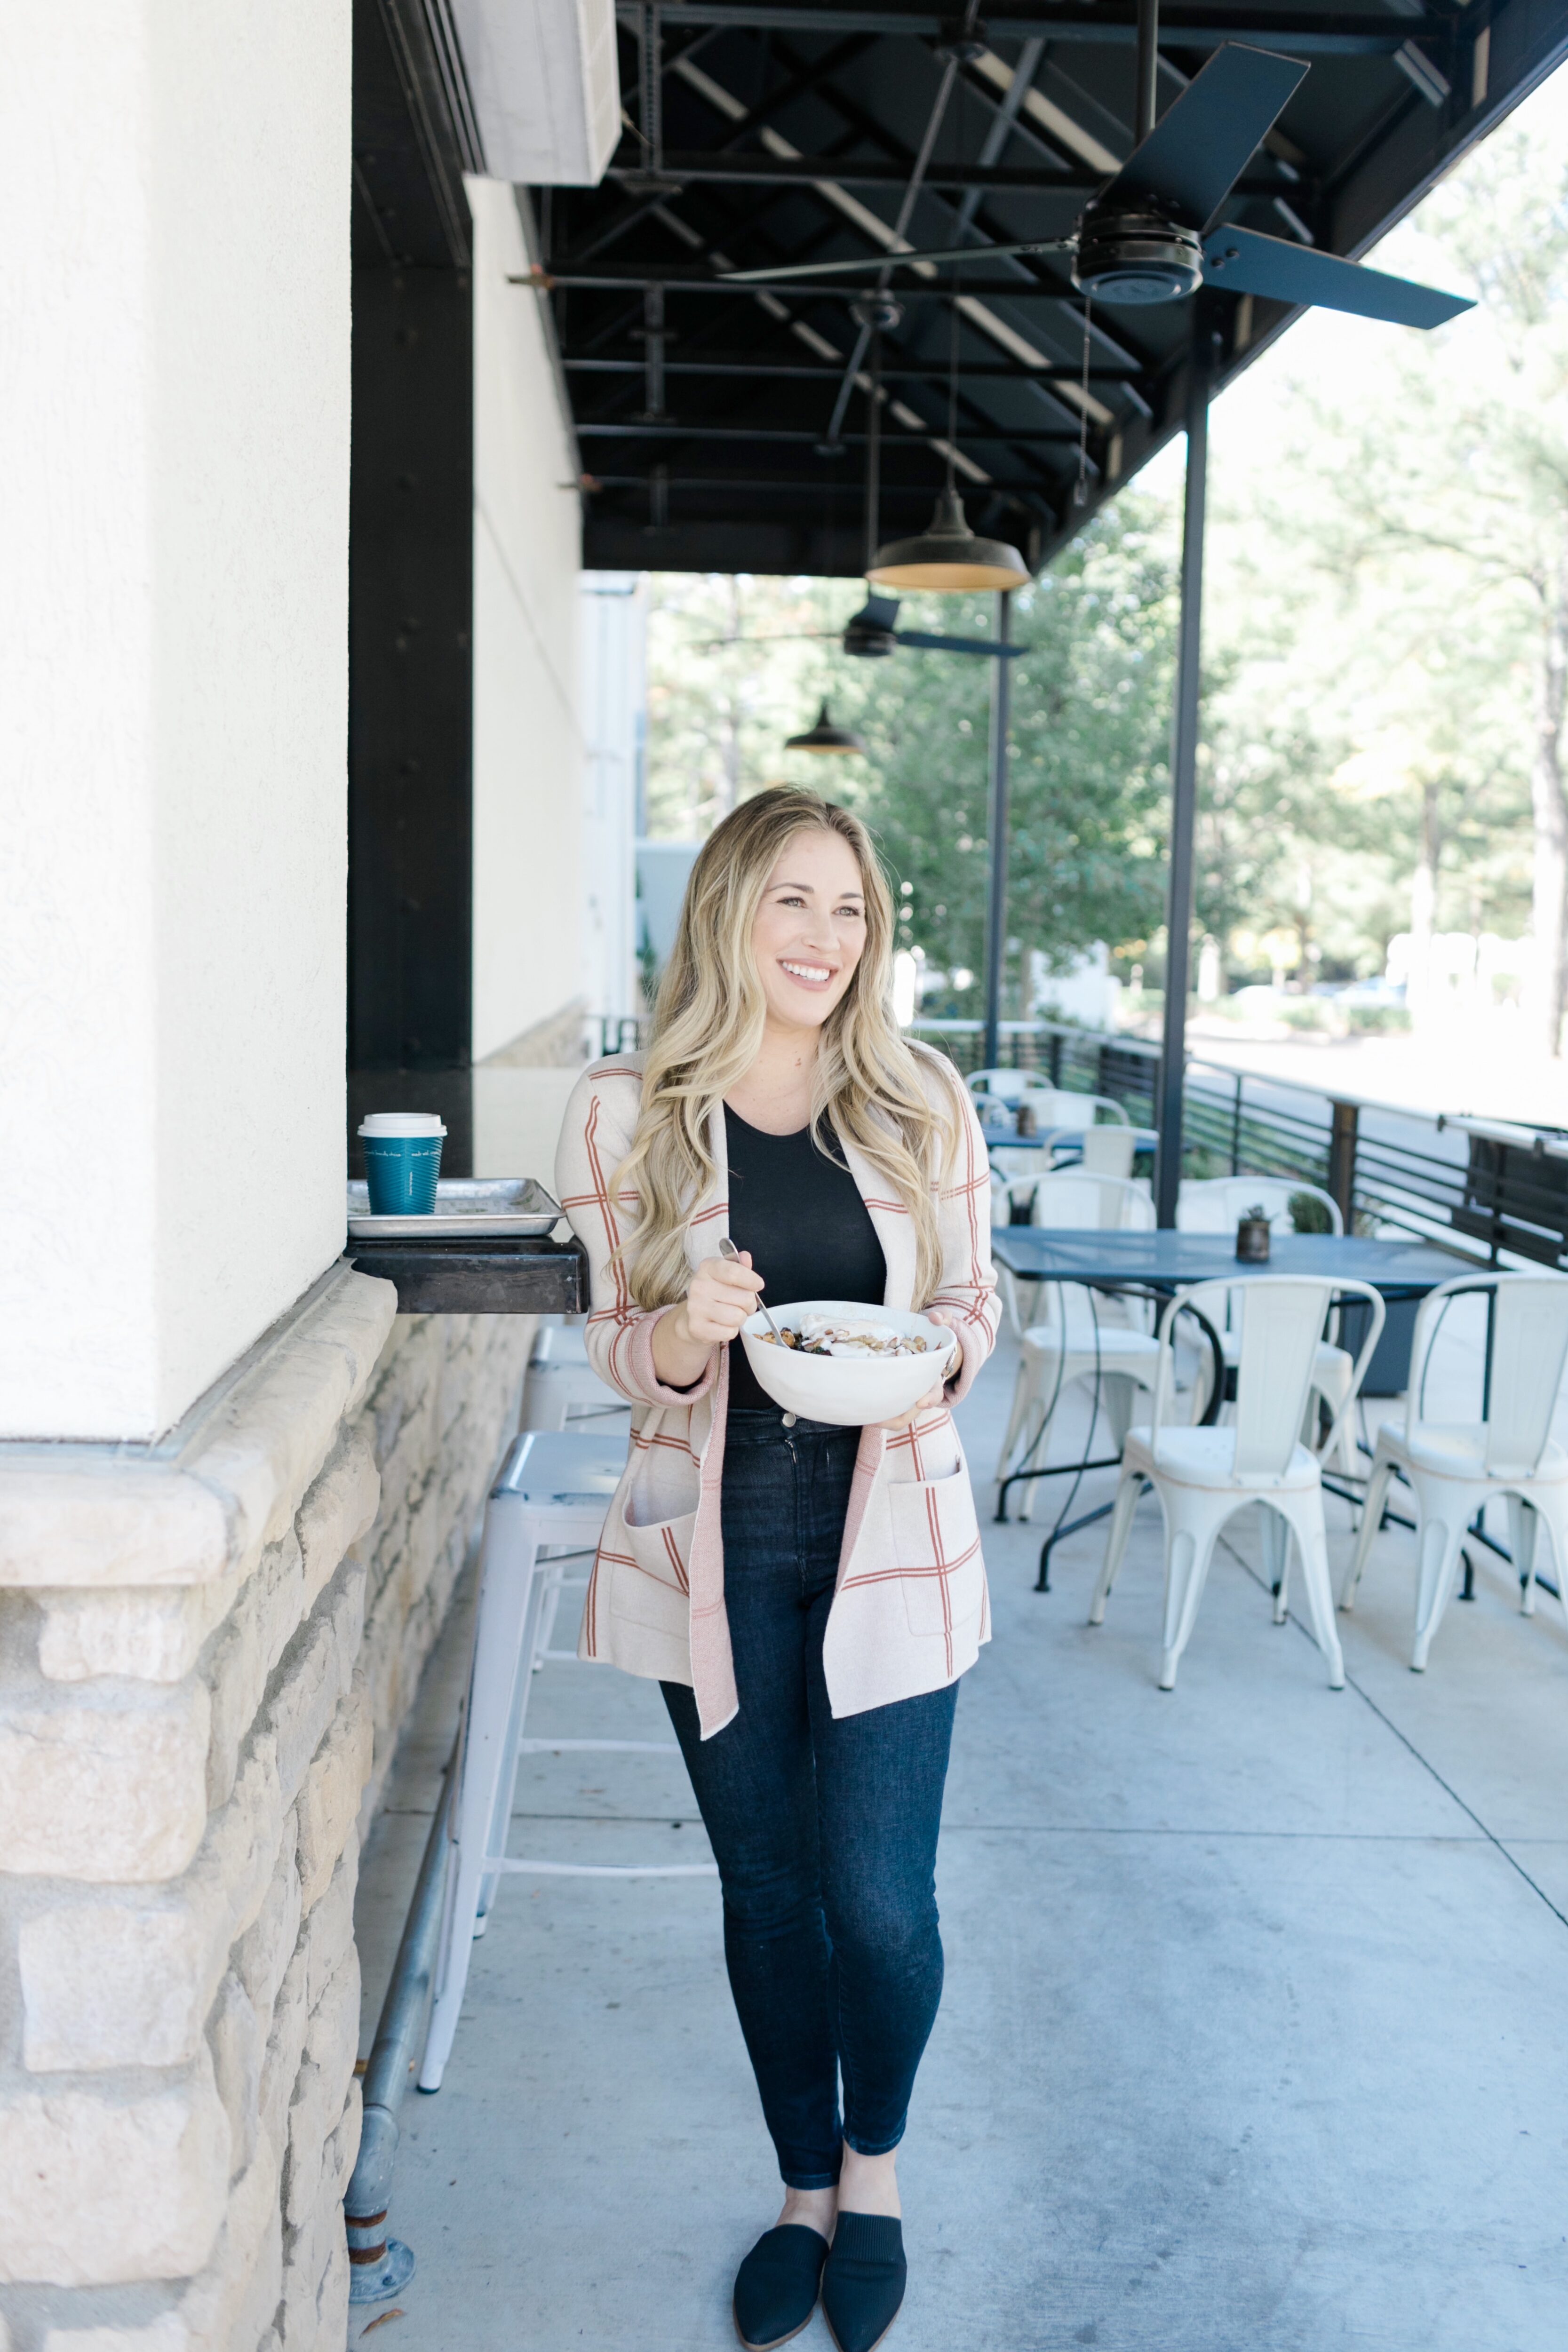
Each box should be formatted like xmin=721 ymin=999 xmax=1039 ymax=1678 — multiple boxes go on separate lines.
xmin=557 ymin=786 xmax=997 ymax=2352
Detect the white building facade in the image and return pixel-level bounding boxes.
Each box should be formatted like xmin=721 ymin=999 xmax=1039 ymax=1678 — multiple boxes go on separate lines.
xmin=0 ymin=6 xmax=628 ymax=2345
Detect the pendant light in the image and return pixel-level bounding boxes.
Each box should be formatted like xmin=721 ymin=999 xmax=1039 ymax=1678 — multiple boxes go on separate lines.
xmin=866 ymin=283 xmax=1029 ymax=594
xmin=785 ymin=700 xmax=865 ymax=755
xmin=867 ymin=487 xmax=1030 ymax=592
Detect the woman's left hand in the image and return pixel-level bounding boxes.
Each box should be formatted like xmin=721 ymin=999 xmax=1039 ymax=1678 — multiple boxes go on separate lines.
xmin=875 ymin=1309 xmax=962 ymax=1433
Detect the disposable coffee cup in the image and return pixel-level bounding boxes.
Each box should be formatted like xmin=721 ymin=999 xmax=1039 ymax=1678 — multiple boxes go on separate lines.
xmin=358 ymin=1113 xmax=446 ymax=1216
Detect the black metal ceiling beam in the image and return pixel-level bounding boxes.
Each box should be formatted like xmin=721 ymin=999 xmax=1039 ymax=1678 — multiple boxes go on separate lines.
xmin=554 ymin=165 xmax=887 ymax=330
xmin=571 ymin=295 xmax=1082 ymax=503
xmin=650 ymin=16 xmax=1154 ymax=417
xmin=754 ymin=25 xmax=1127 ymax=349
xmin=576 ymin=420 xmax=1081 ymax=439
xmin=622 ymin=5 xmax=1421 ymax=49
xmin=533 ymin=267 xmax=1115 ymax=293
xmin=578 ymin=0 xmax=1568 ymax=581
xmin=606 ymin=155 xmax=1297 ymax=193
xmin=697 ymin=32 xmax=876 ymax=148
xmin=564 ymin=357 xmax=1142 ymax=379
xmin=570 ymin=128 xmax=907 ymax=281
xmin=1325 ymin=0 xmax=1568 ymax=257
xmin=585 ymin=472 xmax=1050 ymax=494
xmin=579 ymin=16 xmax=1264 ymax=527
xmin=590 ymin=38 xmax=892 ymax=271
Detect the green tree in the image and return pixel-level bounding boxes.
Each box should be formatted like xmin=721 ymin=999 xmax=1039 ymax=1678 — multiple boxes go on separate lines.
xmin=1204 ymin=92 xmax=1568 ymax=1038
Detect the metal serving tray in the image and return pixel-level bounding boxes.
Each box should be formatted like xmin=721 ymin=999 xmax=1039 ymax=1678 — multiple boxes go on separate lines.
xmin=346 ymin=1177 xmax=563 ymax=1241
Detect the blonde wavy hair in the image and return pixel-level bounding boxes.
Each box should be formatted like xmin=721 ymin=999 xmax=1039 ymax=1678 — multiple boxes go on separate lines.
xmin=616 ymin=787 xmax=960 ymax=1310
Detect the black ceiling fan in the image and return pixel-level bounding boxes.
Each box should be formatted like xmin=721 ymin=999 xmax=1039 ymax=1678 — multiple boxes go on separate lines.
xmin=719 ymin=35 xmax=1472 ymax=332
xmin=842 ymin=594 xmax=1023 ymax=659
xmin=686 ymin=594 xmax=1024 ymax=662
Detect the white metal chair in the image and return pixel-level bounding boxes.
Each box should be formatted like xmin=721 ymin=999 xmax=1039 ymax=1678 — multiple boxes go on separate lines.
xmin=1089 ymin=1276 xmax=1385 ymax=1691
xmin=993 ymin=1166 xmax=1150 ymax=1323
xmin=1176 ymin=1177 xmax=1356 ymax=1474
xmin=1340 ymin=1271 xmax=1568 ymax=1670
xmin=989 ymin=1144 xmax=1045 ymax=1230
xmin=990 ymin=1144 xmax=1044 ymax=1189
xmin=1016 ymin=1088 xmax=1131 ymax=1133
xmin=1078 ymin=1124 xmax=1137 ymax=1179
xmin=520 ymin=1319 xmax=629 ymax=1433
xmin=969 ymin=1071 xmax=1129 ymax=1123
xmin=989 ymin=1129 xmax=1141 ymax=1225
xmin=1028 ymin=1169 xmax=1149 ymax=1232
xmin=419 ymin=1430 xmax=714 ymax=2092
xmin=968 ymin=1067 xmax=1034 ymax=1102
xmin=1176 ymin=1175 xmax=1343 ymax=1235
xmin=1061 ymin=1092 xmax=1130 ymax=1128
xmin=996 ymin=1174 xmax=1161 ymax=1509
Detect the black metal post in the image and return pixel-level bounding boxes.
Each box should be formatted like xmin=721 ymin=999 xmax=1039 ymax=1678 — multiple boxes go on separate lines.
xmin=1154 ymin=338 xmax=1210 ymax=1228
xmin=982 ymin=587 xmax=1014 ymax=1071
xmin=864 ymin=328 xmax=882 ymax=572
xmin=1329 ymin=1099 xmax=1359 ymax=1229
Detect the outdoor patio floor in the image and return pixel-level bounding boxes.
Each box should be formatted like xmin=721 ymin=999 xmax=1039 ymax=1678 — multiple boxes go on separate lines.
xmin=354 ymin=1319 xmax=1568 ymax=2352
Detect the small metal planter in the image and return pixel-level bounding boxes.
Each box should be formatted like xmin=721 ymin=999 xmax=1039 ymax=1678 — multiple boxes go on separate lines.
xmin=1235 ymin=1211 xmax=1272 ymax=1263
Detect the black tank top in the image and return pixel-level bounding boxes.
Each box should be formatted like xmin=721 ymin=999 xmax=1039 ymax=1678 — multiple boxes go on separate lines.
xmin=722 ymin=1104 xmax=888 ymax=1410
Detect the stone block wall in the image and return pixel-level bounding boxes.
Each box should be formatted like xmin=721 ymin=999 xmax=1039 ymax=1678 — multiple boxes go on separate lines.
xmin=350 ymin=1315 xmax=533 ymax=1825
xmin=0 ymin=1267 xmax=536 ymax=2352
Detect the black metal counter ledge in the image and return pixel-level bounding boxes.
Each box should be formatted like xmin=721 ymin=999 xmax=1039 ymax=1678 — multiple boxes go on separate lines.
xmin=343 ymin=1232 xmax=586 ymax=1315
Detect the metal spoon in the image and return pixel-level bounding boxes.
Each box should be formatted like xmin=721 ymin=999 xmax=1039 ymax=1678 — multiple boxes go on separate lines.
xmin=719 ymin=1235 xmax=785 ymax=1343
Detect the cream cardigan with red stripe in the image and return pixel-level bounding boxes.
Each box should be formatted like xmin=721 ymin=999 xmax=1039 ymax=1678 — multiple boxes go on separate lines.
xmin=554 ymin=1048 xmax=1000 ymax=1738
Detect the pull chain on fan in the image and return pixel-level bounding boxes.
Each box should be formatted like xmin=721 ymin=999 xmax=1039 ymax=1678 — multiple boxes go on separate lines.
xmin=1073 ymin=297 xmax=1094 ymax=509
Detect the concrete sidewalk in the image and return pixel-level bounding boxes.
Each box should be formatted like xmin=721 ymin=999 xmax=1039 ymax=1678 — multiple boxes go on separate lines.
xmin=354 ymin=1326 xmax=1568 ymax=2352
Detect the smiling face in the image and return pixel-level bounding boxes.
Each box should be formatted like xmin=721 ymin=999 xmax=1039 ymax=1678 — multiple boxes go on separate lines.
xmin=750 ymin=826 xmax=868 ymax=1035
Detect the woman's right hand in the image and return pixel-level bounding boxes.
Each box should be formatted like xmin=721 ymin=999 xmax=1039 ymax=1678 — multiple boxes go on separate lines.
xmin=652 ymin=1249 xmax=765 ymax=1387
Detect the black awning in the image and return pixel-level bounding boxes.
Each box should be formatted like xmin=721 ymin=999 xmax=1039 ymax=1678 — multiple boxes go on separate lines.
xmin=520 ymin=0 xmax=1568 ymax=575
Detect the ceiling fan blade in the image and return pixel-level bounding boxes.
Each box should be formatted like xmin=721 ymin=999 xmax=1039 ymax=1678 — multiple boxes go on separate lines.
xmin=1098 ymin=45 xmax=1307 ymax=230
xmin=685 ymin=631 xmax=839 ymax=649
xmin=894 ymin=631 xmax=1027 ymax=657
xmin=719 ymin=239 xmax=1074 ymax=285
xmin=853 ymin=595 xmax=902 ymax=631
xmin=1202 ymin=225 xmax=1473 ymax=327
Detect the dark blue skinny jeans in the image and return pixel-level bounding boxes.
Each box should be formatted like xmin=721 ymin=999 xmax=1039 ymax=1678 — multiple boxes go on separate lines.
xmin=662 ymin=1406 xmax=958 ymax=2190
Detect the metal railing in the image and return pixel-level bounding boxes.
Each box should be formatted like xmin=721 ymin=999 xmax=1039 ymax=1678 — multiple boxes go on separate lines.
xmin=910 ymin=1018 xmax=1568 ymax=1269
xmin=599 ymin=1010 xmax=1568 ymax=1270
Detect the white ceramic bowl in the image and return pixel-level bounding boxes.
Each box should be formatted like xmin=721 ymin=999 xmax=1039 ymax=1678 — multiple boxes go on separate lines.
xmin=740 ymin=1298 xmax=956 ymax=1428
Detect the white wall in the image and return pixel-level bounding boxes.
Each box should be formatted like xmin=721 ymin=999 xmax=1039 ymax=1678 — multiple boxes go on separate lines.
xmin=580 ymin=572 xmax=645 ymax=1022
xmin=0 ymin=2 xmax=352 ymax=1440
xmin=469 ymin=179 xmax=587 ymax=1062
xmin=1029 ymin=945 xmax=1122 ymax=1030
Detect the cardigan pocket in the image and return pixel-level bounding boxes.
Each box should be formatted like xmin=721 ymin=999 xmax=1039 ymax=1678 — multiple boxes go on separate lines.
xmin=887 ymin=1464 xmax=985 ymax=1640
xmin=613 ymin=1502 xmax=697 ymax=1639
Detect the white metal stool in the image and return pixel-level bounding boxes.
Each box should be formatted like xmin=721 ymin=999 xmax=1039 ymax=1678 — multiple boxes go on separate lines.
xmin=419 ymin=1430 xmax=714 ymax=2091
xmin=519 ymin=1327 xmax=629 ymax=1661
xmin=520 ymin=1320 xmax=629 ymax=1433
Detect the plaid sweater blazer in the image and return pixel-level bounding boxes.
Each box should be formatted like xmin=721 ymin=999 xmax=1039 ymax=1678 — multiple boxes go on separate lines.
xmin=555 ymin=1047 xmax=1000 ymax=1738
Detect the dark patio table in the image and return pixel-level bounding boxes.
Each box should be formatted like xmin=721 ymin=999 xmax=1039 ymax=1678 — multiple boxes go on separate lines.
xmin=986 ymin=1124 xmax=1159 ymax=1156
xmin=990 ymin=1229 xmax=1467 ymax=1296
xmin=989 ymin=1227 xmax=1474 ymax=1589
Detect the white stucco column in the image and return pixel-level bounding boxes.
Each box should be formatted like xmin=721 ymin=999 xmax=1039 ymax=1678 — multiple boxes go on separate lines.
xmin=469 ymin=178 xmax=587 ymax=1065
xmin=0 ymin=2 xmax=352 ymax=1441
